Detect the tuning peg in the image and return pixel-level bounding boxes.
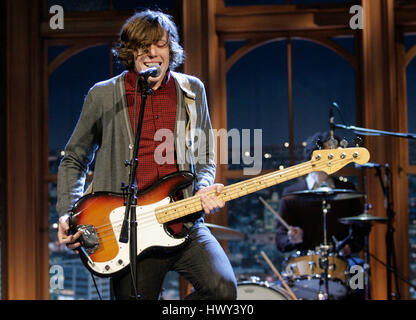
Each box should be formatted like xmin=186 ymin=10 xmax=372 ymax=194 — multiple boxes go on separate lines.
xmin=340 ymin=139 xmax=348 ymax=148
xmin=353 ymin=136 xmax=363 ymax=147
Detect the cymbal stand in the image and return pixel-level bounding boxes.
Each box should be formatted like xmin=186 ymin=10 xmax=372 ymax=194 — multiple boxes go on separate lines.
xmin=359 ymin=189 xmax=373 ymax=300
xmin=318 ymin=200 xmax=331 ymax=300
xmin=361 ymin=220 xmax=372 ymax=300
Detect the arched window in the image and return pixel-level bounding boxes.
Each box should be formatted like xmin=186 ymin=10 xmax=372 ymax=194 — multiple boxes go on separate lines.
xmin=225 ymin=36 xmax=359 ymax=281
xmin=48 ymin=44 xmax=112 ymax=300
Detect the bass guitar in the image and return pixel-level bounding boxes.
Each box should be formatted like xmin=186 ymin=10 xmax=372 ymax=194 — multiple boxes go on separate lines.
xmin=70 ymin=147 xmax=370 ymax=277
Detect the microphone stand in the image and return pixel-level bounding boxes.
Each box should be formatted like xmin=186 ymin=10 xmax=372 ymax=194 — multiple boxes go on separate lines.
xmin=333 ymin=121 xmax=416 ymax=300
xmin=118 ymin=73 xmax=153 ymax=300
xmin=377 ymin=164 xmax=401 ymax=299
xmin=334 ymin=123 xmax=416 ymax=140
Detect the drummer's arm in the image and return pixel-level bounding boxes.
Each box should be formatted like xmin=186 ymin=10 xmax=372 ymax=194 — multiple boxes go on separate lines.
xmin=276 ymin=223 xmax=298 ymax=252
xmin=275 ymin=199 xmax=302 ymax=252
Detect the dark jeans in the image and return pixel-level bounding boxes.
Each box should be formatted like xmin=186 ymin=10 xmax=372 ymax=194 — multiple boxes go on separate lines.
xmin=110 ymin=222 xmax=237 ymax=300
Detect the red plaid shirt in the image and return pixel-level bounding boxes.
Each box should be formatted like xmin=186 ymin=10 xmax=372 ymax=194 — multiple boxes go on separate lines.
xmin=124 ymin=70 xmax=179 ymax=191
xmin=125 ymin=71 xmax=184 ymax=234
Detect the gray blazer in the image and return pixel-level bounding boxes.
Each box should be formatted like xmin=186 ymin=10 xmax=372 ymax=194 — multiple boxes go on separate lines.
xmin=56 ymin=71 xmax=216 ymax=216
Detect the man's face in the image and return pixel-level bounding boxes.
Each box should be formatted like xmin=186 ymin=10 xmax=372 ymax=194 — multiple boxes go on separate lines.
xmin=133 ymin=30 xmax=170 ymax=89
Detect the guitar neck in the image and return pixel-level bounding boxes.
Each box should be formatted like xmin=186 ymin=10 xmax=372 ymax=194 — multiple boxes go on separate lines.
xmin=155 ymin=160 xmax=314 ymax=224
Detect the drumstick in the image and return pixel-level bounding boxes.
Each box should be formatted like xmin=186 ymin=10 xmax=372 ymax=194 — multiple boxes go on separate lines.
xmin=260 ymin=251 xmax=298 ymax=300
xmin=259 ymin=196 xmax=290 ymax=230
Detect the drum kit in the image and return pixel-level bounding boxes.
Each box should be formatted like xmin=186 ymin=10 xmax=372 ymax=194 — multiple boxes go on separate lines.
xmin=209 ymin=188 xmax=389 ymax=300
xmin=279 ymin=187 xmax=381 ymax=300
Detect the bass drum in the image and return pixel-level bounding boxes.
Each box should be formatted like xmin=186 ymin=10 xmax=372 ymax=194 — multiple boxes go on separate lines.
xmin=283 ymin=250 xmax=349 ymax=300
xmin=237 ymin=281 xmax=292 ymax=300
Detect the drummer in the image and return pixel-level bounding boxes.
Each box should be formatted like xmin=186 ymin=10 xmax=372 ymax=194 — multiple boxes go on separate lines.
xmin=275 ymin=132 xmax=366 ymax=298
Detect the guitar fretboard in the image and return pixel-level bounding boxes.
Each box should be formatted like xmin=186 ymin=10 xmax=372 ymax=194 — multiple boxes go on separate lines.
xmin=155 ymin=160 xmax=315 ymax=224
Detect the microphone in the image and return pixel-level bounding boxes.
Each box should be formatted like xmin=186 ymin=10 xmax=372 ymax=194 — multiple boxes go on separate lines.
xmin=330 ymin=102 xmax=339 ymax=137
xmin=328 ymin=102 xmax=338 ymax=149
xmin=354 ymin=162 xmax=381 ymax=168
xmin=139 ymin=64 xmax=161 ymax=78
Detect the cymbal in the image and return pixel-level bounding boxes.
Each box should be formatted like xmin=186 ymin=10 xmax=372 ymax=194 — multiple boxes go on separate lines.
xmin=338 ymin=213 xmax=388 ymax=224
xmin=284 ymin=187 xmax=365 ymax=201
xmin=205 ymin=223 xmax=245 ymax=241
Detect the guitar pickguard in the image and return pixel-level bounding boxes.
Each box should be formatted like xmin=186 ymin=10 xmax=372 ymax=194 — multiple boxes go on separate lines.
xmin=82 ymin=197 xmax=187 ymax=277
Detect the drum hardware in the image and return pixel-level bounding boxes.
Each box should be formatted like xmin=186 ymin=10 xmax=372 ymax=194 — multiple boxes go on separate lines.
xmin=247 ymin=275 xmax=261 ymax=283
xmin=260 ymin=194 xmax=335 ymax=299
xmin=237 ymin=273 xmax=291 ymax=300
xmin=237 ymin=281 xmax=292 ymax=300
xmin=236 ymin=272 xmax=293 ymax=300
xmin=319 ymin=200 xmax=331 ymax=300
xmin=338 ymin=199 xmax=387 ymax=300
xmin=281 ymin=187 xmax=366 ymax=300
xmin=316 ymin=244 xmax=332 ymax=252
xmin=308 ymin=261 xmax=316 ymax=272
xmin=283 ymin=188 xmax=365 ymax=202
xmin=288 ymin=263 xmax=298 ymax=274
xmin=336 ymin=212 xmax=388 ymax=224
xmin=260 ymin=194 xmax=349 ymax=300
xmin=332 ymin=228 xmax=353 ymax=256
xmin=282 ymin=250 xmax=348 ymax=300
xmin=333 ymin=117 xmax=416 ymax=299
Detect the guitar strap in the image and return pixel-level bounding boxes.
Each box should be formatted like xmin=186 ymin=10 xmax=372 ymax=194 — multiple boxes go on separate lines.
xmin=170 ymin=71 xmax=197 ymax=154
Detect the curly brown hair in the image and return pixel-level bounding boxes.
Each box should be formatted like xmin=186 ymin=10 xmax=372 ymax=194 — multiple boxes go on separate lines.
xmin=112 ymin=9 xmax=185 ymax=71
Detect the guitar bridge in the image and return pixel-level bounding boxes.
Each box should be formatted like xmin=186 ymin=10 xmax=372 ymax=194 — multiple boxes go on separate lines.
xmin=77 ymin=224 xmax=99 ymax=255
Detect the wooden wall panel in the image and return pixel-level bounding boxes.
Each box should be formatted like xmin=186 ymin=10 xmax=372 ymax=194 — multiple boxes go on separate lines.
xmin=361 ymin=0 xmax=409 ymax=300
xmin=0 ymin=0 xmax=7 ymax=300
xmin=5 ymin=0 xmax=49 ymax=299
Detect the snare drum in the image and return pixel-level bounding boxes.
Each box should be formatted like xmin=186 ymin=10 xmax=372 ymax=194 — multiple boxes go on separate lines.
xmin=237 ymin=281 xmax=292 ymax=300
xmin=284 ymin=250 xmax=349 ymax=300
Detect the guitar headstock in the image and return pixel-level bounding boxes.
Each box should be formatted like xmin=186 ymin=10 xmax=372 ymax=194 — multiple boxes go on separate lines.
xmin=310 ymin=147 xmax=370 ymax=174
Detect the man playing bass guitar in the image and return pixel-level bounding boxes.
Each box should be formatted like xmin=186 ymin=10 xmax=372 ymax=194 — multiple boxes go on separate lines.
xmin=56 ymin=9 xmax=237 ymax=300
